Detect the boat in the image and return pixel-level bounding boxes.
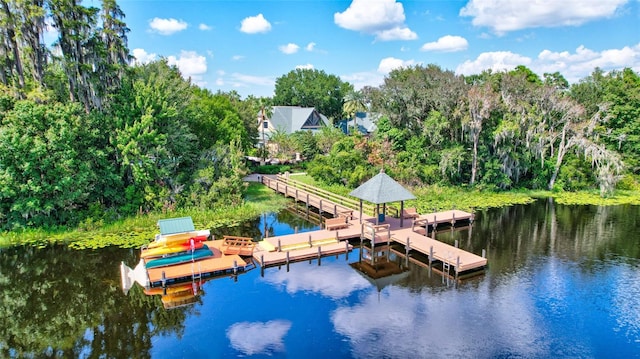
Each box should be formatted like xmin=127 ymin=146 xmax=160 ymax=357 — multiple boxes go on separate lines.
xmin=145 ymin=245 xmax=214 ymax=269
xmin=141 ymin=240 xmax=205 ymax=259
xmin=146 ymin=230 xmax=210 ymax=249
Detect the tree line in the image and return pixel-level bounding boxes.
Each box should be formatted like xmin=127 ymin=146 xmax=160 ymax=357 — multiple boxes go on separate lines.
xmin=0 ymin=0 xmax=638 ymax=232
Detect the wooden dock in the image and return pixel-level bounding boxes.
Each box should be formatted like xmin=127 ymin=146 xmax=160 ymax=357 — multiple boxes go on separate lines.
xmin=255 ymin=173 xmax=486 ymax=275
xmin=145 ymin=240 xmax=251 ymax=286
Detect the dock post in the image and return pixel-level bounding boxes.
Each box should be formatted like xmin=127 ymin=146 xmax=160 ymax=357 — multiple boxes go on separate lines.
xmin=295 ymin=226 xmax=298 ymax=234
xmin=482 ymin=248 xmax=486 ymax=258
xmin=286 ymin=251 xmax=290 ymax=272
xmin=319 ymin=199 xmax=323 ymax=215
xmin=309 ymin=234 xmax=312 ymax=248
xmin=433 ymin=214 xmax=437 ymax=230
xmin=452 ymin=212 xmax=456 ymax=226
xmin=334 ymin=204 xmax=337 ymax=217
xmin=260 ymin=254 xmax=264 ymax=266
xmin=233 ymin=260 xmax=238 ymax=275
xmin=336 ymin=231 xmax=339 ymax=242
xmin=456 ymin=256 xmax=460 ymax=280
xmin=306 ymin=194 xmax=309 ymax=210
xmin=161 ymin=271 xmax=166 ymax=287
xmin=405 ymin=237 xmax=410 ymax=266
xmin=278 ymin=239 xmax=281 ymax=252
xmin=285 ymin=185 xmax=288 ymax=197
xmin=318 ymin=246 xmax=322 ymax=265
xmin=295 ymin=189 xmax=298 ymax=201
xmin=455 ymin=240 xmax=459 ymax=248
xmin=276 ymin=182 xmax=279 ymax=193
xmin=345 ymin=241 xmax=349 ymax=260
xmin=429 ymin=246 xmax=433 ymax=267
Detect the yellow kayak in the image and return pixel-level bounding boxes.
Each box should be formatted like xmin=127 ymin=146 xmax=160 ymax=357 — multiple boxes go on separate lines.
xmin=147 ymin=229 xmax=210 ymax=249
xmin=140 ymin=241 xmax=205 ymax=259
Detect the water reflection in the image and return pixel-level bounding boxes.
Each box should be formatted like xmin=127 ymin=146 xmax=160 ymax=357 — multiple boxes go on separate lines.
xmin=1 ymin=202 xmax=640 ymax=358
xmin=226 ymin=320 xmax=292 ymax=356
xmin=262 ymin=260 xmax=369 ymax=299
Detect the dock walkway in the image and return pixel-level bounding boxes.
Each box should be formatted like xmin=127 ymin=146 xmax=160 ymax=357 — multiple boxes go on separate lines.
xmin=255 ymin=175 xmax=486 ymax=274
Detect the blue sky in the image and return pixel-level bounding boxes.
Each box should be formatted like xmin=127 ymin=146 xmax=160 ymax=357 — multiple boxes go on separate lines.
xmin=118 ymin=0 xmax=640 ymax=98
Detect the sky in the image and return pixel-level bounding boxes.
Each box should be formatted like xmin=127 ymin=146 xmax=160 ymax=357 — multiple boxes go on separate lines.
xmin=115 ymin=0 xmax=640 ymax=98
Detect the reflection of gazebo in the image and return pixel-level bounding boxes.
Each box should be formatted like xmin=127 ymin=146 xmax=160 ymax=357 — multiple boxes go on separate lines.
xmin=349 ymin=170 xmax=416 ymax=227
xmin=350 ymin=260 xmax=409 ymax=294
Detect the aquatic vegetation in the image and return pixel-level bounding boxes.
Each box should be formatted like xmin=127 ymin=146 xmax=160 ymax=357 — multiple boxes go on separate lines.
xmin=0 ymin=184 xmax=288 ymax=249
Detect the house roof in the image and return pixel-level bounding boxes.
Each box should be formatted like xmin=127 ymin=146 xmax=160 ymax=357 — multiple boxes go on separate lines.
xmin=157 ymin=217 xmax=195 ymax=235
xmin=265 ymin=106 xmax=328 ymax=134
xmin=349 ymin=170 xmax=416 ymax=204
xmin=339 ymin=112 xmax=379 ymax=135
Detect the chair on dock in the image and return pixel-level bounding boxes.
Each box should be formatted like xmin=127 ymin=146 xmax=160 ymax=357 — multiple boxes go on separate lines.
xmin=221 ymin=236 xmax=256 ymax=256
xmin=325 ymin=217 xmax=349 ymax=230
xmin=401 ymin=207 xmax=419 ymax=220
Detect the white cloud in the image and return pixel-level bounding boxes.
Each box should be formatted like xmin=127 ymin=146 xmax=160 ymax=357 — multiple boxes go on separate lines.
xmin=375 ymin=27 xmax=418 ymax=41
xmin=460 ymin=0 xmax=628 ymax=34
xmin=240 ymin=13 xmax=272 ymax=34
xmin=199 ymin=23 xmax=212 ymax=31
xmin=131 ymin=48 xmax=157 ymax=65
xmin=334 ymin=0 xmax=417 ymax=41
xmin=279 ymin=43 xmax=300 ymax=55
xmin=148 ymin=17 xmax=188 ymax=35
xmin=167 ymin=50 xmax=207 ymax=84
xmin=535 ymin=43 xmax=640 ymax=82
xmin=341 ymin=71 xmax=386 ymax=90
xmin=456 ymin=51 xmax=531 ymax=75
xmin=421 ymin=35 xmax=468 ymax=52
xmin=296 ymin=64 xmax=314 ymax=70
xmin=230 ymin=73 xmax=275 ymax=88
xmin=306 ymin=42 xmax=316 ymax=51
xmin=226 ymin=320 xmax=291 ymax=355
xmin=455 ymin=43 xmax=640 ymax=83
xmin=377 ymin=57 xmax=417 ymax=74
xmin=232 ymin=55 xmax=245 ymax=61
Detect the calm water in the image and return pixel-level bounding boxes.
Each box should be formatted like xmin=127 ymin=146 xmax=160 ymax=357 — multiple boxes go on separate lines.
xmin=1 ymin=200 xmax=640 ymax=358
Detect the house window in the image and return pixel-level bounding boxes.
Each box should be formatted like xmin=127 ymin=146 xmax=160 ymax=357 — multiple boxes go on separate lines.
xmin=263 ymin=121 xmax=268 ymax=129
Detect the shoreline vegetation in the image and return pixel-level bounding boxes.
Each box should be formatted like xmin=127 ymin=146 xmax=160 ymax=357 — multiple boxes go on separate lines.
xmin=1 ymin=178 xmax=638 ymax=249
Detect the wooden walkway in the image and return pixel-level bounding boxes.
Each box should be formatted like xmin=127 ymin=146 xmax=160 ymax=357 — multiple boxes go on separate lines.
xmin=257 ymin=175 xmax=486 ymax=274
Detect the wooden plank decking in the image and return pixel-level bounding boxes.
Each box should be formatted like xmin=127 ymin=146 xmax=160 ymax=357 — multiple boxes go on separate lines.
xmin=257 ymin=175 xmax=486 ymax=274
xmin=145 ymin=240 xmax=249 ymax=285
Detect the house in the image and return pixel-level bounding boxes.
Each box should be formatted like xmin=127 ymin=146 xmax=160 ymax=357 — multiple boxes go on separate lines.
xmin=257 ymin=106 xmax=329 ymax=159
xmin=339 ymin=111 xmax=379 ymax=136
xmin=258 ymin=106 xmax=329 ymax=137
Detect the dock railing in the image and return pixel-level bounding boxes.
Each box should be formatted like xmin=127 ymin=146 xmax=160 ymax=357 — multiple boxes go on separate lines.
xmin=263 ymin=174 xmax=375 ymax=216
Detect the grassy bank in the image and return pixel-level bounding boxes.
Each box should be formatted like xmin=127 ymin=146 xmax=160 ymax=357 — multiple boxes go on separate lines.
xmin=3 ymin=177 xmax=639 ymax=249
xmin=0 ymin=183 xmax=288 ymax=249
xmin=291 ymin=173 xmax=640 ymax=210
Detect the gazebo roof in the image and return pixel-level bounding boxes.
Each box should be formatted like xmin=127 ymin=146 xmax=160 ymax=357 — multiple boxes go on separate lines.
xmin=349 ymin=170 xmax=416 ymax=204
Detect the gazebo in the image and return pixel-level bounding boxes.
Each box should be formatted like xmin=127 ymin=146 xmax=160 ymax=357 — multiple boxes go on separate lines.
xmin=349 ymin=170 xmax=416 ymax=227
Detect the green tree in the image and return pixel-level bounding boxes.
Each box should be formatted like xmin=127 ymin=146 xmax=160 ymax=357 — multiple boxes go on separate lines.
xmin=108 ymin=60 xmax=197 ymax=213
xmin=273 ymin=68 xmax=352 ymax=122
xmin=0 ymin=100 xmax=111 ymax=228
xmin=189 ymin=88 xmax=250 ymax=151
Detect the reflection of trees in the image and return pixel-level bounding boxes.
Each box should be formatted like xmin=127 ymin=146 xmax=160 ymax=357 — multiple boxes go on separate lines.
xmin=436 ymin=200 xmax=640 ymax=275
xmin=212 ymin=209 xmax=321 ymax=240
xmin=0 ymin=246 xmax=191 ymax=358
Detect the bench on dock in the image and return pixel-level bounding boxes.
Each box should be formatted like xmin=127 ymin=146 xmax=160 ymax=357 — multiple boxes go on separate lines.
xmin=325 ymin=217 xmax=349 ymax=230
xmin=338 ymin=210 xmax=354 ymax=222
xmin=221 ymin=236 xmax=256 ymax=256
xmin=402 ymin=207 xmax=419 ymax=220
